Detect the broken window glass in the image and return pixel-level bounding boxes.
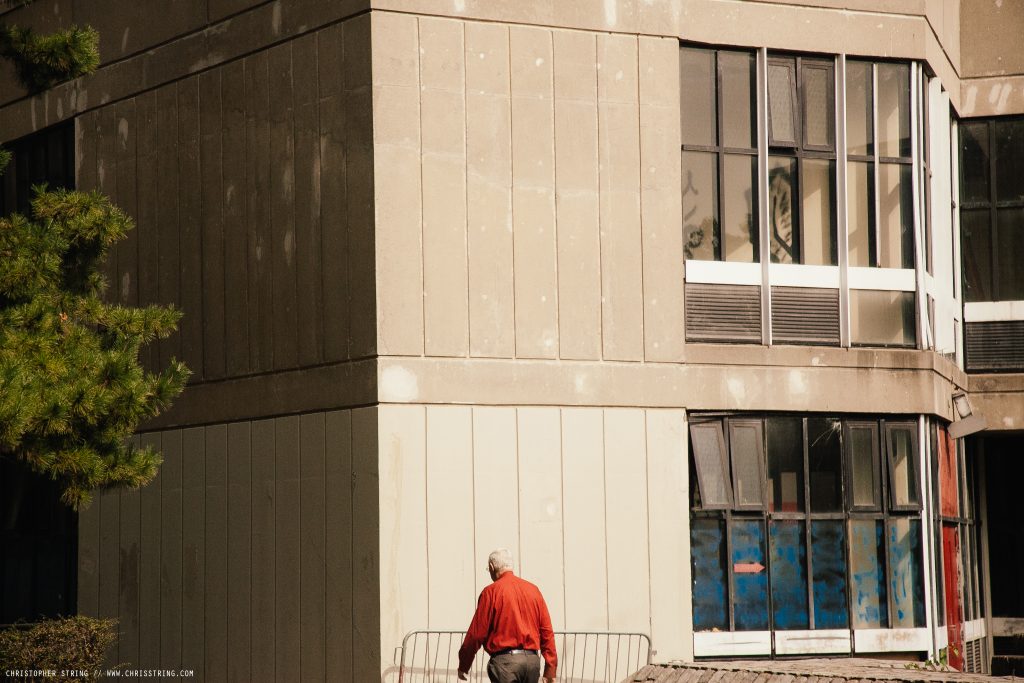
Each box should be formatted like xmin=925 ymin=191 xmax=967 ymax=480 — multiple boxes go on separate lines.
xmin=766 ymin=417 xmax=804 ymax=513
xmin=690 ymin=422 xmax=731 ymax=509
xmin=808 ymin=418 xmax=842 ymax=512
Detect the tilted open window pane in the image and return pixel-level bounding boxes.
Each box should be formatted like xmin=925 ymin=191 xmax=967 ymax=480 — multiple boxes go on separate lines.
xmin=846 ymin=61 xmax=873 ymax=156
xmin=680 ymin=47 xmax=717 ymax=147
xmin=682 ymin=151 xmax=719 ymax=261
xmin=995 ymin=119 xmax=1024 ymax=202
xmin=802 ymin=61 xmax=835 ymax=150
xmin=769 ymin=156 xmax=798 ymax=263
xmin=877 ymin=63 xmax=910 ymax=158
xmin=846 ymin=422 xmax=881 ymax=510
xmin=808 ymin=418 xmax=842 ymax=513
xmin=723 ymin=154 xmax=759 ymax=262
xmin=768 ymin=59 xmax=798 ymax=147
xmin=767 ymin=417 xmax=804 ymax=513
xmin=886 ymin=423 xmax=920 ymax=509
xmin=690 ymin=422 xmax=732 ymax=509
xmin=730 ymin=420 xmax=765 ymax=509
xmin=720 ymin=51 xmax=757 ymax=149
xmin=801 ymin=158 xmax=836 ymax=266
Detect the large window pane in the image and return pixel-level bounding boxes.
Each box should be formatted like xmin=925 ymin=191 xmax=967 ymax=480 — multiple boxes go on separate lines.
xmin=690 ymin=422 xmax=731 ymax=508
xmin=731 ymin=519 xmax=769 ymax=630
xmin=720 ymin=51 xmax=757 ymax=149
xmin=878 ymin=163 xmax=913 ymax=269
xmin=770 ymin=520 xmax=809 ymax=630
xmin=877 ymin=63 xmax=910 ymax=158
xmin=888 ymin=518 xmax=925 ymax=627
xmin=850 ymin=519 xmax=888 ymax=628
xmin=811 ymin=521 xmax=850 ymax=629
xmin=847 ymin=161 xmax=874 ymax=267
xmin=961 ymin=208 xmax=992 ymax=302
xmin=960 ymin=122 xmax=990 ymax=204
xmin=846 ymin=61 xmax=873 ymax=156
xmin=730 ymin=420 xmax=764 ymax=509
xmin=808 ymin=418 xmax=842 ymax=512
xmin=802 ymin=61 xmax=834 ymax=149
xmin=769 ymin=156 xmax=798 ymax=263
xmin=767 ymin=417 xmax=804 ymax=513
xmin=680 ymin=47 xmax=717 ymax=147
xmin=995 ymin=119 xmax=1024 ymax=202
xmin=801 ymin=159 xmax=836 ymax=265
xmin=850 ymin=290 xmax=915 ymax=347
xmin=997 ymin=208 xmax=1024 ymax=300
xmin=723 ymin=154 xmax=758 ymax=262
xmin=886 ymin=423 xmax=920 ymax=508
xmin=768 ymin=59 xmax=798 ymax=146
xmin=847 ymin=423 xmax=880 ymax=509
xmin=691 ymin=518 xmax=729 ymax=631
xmin=682 ymin=151 xmax=719 ymax=261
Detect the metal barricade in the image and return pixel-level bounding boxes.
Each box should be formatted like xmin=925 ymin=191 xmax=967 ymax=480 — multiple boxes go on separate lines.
xmin=395 ymin=630 xmax=651 ymax=683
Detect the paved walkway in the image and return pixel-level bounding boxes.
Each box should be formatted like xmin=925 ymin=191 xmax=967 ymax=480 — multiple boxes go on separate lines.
xmin=627 ymin=658 xmax=1008 ymax=683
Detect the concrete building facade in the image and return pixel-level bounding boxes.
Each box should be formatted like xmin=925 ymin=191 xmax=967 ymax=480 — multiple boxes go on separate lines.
xmin=1 ymin=0 xmax=1024 ymax=680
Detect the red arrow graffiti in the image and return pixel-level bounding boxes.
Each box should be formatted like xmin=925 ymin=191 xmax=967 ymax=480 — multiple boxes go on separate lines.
xmin=733 ymin=562 xmax=765 ymax=574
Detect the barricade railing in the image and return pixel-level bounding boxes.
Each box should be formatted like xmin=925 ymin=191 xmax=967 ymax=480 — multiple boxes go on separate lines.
xmin=395 ymin=630 xmax=651 ymax=683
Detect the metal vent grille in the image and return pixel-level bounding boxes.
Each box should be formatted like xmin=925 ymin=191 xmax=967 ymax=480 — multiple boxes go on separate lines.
xmin=965 ymin=321 xmax=1024 ymax=371
xmin=685 ymin=283 xmax=762 ymax=343
xmin=964 ymin=637 xmax=987 ymax=673
xmin=770 ymin=286 xmax=840 ymax=345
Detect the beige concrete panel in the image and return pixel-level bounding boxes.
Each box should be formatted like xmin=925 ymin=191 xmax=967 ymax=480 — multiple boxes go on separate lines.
xmin=553 ymin=31 xmax=602 ymax=361
xmin=419 ymin=17 xmax=466 ymax=92
xmin=560 ymin=408 xmax=609 ymax=630
xmin=466 ymin=24 xmax=515 ymax=357
xmin=370 ymin=1 xmax=644 ymax=36
xmin=598 ymin=34 xmax=644 ymax=362
xmin=960 ymin=0 xmax=1024 ymax=78
xmin=640 ymin=37 xmax=685 ymax=362
xmin=645 ymin=409 xmax=692 ymax=663
xmin=372 ymin=12 xmax=420 ymax=87
xmin=377 ymin=405 xmax=428 ymax=659
xmin=376 ymin=355 xmax=961 ymax=420
xmin=516 ymin=407 xmax=566 ymax=629
xmin=925 ymin=29 xmax=962 ymax=113
xmin=422 ymin=89 xmax=470 ymax=357
xmin=425 ymin=406 xmax=476 ymax=627
xmin=350 ymin=406 xmax=381 ymax=681
xmin=603 ymin=409 xmax=651 ymax=632
xmin=471 ymin=407 xmax=520 ymax=597
xmin=969 ymin=374 xmax=1024 ymax=431
xmin=511 ymin=28 xmax=558 ymax=359
xmin=960 ymin=75 xmax=1024 ymax=117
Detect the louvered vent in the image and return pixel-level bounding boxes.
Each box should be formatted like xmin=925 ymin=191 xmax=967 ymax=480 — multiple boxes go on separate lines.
xmin=685 ymin=283 xmax=761 ymax=343
xmin=964 ymin=638 xmax=986 ymax=673
xmin=770 ymin=286 xmax=840 ymax=345
xmin=965 ymin=321 xmax=1024 ymax=371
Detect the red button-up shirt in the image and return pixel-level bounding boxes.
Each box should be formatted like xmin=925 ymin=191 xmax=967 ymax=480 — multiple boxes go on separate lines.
xmin=458 ymin=571 xmax=558 ymax=678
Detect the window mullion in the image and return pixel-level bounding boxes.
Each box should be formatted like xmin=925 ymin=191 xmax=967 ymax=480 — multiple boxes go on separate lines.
xmin=911 ymin=63 xmax=927 ymax=350
xmin=872 ymin=63 xmax=881 ymax=268
xmin=758 ymin=48 xmax=772 ymax=345
xmin=837 ymin=54 xmax=851 ymax=347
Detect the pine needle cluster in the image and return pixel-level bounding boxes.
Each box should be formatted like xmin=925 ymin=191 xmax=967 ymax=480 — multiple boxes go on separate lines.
xmin=0 ymin=23 xmax=99 ymax=92
xmin=0 ymin=148 xmax=10 ymax=175
xmin=0 ymin=187 xmax=189 ymax=509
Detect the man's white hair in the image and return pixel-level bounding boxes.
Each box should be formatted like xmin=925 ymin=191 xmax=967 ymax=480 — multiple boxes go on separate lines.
xmin=488 ymin=548 xmax=514 ymax=571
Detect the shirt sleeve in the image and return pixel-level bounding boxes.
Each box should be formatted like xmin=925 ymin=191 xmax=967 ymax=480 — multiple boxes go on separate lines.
xmin=458 ymin=589 xmax=492 ymax=674
xmin=536 ymin=590 xmax=558 ymax=679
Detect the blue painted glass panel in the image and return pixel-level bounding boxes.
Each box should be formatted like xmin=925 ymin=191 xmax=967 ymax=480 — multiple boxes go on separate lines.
xmin=811 ymin=520 xmax=849 ymax=629
xmin=850 ymin=519 xmax=887 ymax=628
xmin=769 ymin=520 xmax=809 ymax=629
xmin=731 ymin=519 xmax=769 ymax=630
xmin=691 ymin=518 xmax=728 ymax=630
xmin=888 ymin=518 xmax=925 ymax=627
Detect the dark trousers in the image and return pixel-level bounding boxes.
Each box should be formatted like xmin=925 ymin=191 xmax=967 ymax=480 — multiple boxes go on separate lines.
xmin=486 ymin=652 xmax=541 ymax=683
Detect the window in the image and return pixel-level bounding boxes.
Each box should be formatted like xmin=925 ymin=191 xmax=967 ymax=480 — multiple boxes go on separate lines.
xmin=690 ymin=414 xmax=925 ymax=641
xmin=681 ymin=47 xmax=758 ymax=262
xmin=960 ymin=117 xmax=1024 ymax=302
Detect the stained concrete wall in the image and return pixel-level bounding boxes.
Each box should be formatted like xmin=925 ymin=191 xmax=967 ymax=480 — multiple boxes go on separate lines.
xmin=376 ymin=404 xmax=691 ymax=675
xmin=958 ymin=0 xmax=1024 ymax=116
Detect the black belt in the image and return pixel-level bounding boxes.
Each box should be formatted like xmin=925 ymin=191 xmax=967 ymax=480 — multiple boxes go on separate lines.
xmin=491 ymin=648 xmax=540 ymax=657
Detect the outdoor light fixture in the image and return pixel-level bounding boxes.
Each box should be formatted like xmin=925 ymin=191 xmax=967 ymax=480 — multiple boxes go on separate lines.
xmin=949 ymin=390 xmax=985 ymax=439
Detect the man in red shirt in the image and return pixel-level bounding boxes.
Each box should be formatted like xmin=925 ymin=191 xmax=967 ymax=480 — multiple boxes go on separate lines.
xmin=457 ymin=548 xmax=557 ymax=682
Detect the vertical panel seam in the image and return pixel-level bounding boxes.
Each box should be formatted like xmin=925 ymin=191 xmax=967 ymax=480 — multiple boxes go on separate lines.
xmin=550 ymin=31 xmax=562 ymax=361
xmin=290 ymin=42 xmax=302 ymax=369
xmin=602 ymin=410 xmax=610 ymax=629
xmin=596 ymin=36 xmax=606 ymax=361
xmin=559 ymin=408 xmax=568 ymax=629
xmin=423 ymin=406 xmax=431 ymax=627
xmin=469 ymin=407 xmax=478 ymax=600
xmin=507 ymin=26 xmax=517 ymax=360
xmin=462 ymin=23 xmax=471 ymax=358
xmin=514 ymin=407 xmax=522 ymax=570
xmin=643 ymin=411 xmax=654 ymax=638
xmin=636 ymin=39 xmax=647 ymax=362
xmin=417 ymin=18 xmax=428 ymax=358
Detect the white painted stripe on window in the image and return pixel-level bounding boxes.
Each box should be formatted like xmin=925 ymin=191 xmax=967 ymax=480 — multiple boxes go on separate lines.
xmin=964 ymin=618 xmax=987 ymax=642
xmin=991 ymin=617 xmax=1024 ymax=637
xmin=773 ymin=630 xmax=852 ymax=655
xmin=853 ymin=627 xmax=930 ymax=652
xmin=848 ymin=267 xmax=916 ymax=291
xmin=684 ymin=259 xmax=762 ymax=286
xmin=769 ymin=263 xmax=841 ymax=288
xmin=964 ymin=301 xmax=1024 ymax=322
xmin=692 ymin=631 xmax=771 ymax=657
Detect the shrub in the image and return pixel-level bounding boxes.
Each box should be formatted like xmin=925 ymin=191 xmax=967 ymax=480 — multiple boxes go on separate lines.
xmin=0 ymin=616 xmax=117 ymax=682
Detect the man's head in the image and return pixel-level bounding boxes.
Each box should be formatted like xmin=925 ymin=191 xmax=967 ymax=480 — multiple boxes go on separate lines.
xmin=487 ymin=548 xmax=514 ymax=582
